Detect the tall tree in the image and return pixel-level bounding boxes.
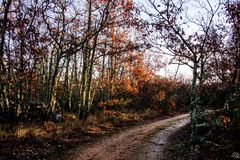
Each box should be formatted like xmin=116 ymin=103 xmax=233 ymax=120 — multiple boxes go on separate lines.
xmin=142 ymin=0 xmax=221 ymax=146
xmin=0 ymin=0 xmax=12 ymax=112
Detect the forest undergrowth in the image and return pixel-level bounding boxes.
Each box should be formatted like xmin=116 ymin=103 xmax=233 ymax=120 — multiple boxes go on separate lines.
xmin=0 ymin=107 xmax=182 ymax=160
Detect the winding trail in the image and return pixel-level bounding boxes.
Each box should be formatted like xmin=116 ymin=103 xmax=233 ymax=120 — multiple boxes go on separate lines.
xmin=68 ymin=114 xmax=190 ymax=160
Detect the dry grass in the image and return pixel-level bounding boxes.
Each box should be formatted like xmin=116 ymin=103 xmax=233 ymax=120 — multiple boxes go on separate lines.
xmin=0 ymin=109 xmax=161 ymax=141
xmin=138 ymin=108 xmax=160 ymax=119
xmin=0 ymin=113 xmax=84 ymax=141
xmin=0 ymin=128 xmax=12 ymax=139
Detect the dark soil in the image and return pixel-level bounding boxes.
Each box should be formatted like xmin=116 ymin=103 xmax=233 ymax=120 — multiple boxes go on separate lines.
xmin=162 ymin=124 xmax=240 ymax=160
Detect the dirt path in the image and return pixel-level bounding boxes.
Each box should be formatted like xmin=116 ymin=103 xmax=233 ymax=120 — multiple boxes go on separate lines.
xmin=68 ymin=114 xmax=190 ymax=160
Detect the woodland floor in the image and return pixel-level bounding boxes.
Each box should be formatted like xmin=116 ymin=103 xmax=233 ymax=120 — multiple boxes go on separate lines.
xmin=55 ymin=114 xmax=190 ymax=160
xmin=162 ymin=124 xmax=240 ymax=160
xmin=0 ymin=113 xmax=179 ymax=160
xmin=0 ymin=113 xmax=188 ymax=160
xmin=1 ymin=113 xmax=239 ymax=160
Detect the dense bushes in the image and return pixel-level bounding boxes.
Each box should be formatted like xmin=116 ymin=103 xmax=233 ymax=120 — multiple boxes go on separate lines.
xmin=135 ymin=77 xmax=191 ymax=113
xmin=93 ymin=76 xmax=191 ymax=115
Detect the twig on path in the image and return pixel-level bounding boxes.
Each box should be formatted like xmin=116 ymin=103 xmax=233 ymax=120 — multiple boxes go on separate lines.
xmin=142 ymin=139 xmax=165 ymax=146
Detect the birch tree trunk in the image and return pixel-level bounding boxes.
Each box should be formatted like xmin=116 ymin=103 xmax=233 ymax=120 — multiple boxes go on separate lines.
xmin=0 ymin=0 xmax=11 ymax=111
xmin=190 ymin=59 xmax=200 ymax=146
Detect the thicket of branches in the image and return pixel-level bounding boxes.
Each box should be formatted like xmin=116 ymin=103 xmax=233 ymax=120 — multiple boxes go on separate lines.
xmin=0 ymin=0 xmax=191 ymax=123
xmin=0 ymin=0 xmax=239 ymax=148
xmin=143 ymin=0 xmax=240 ymax=146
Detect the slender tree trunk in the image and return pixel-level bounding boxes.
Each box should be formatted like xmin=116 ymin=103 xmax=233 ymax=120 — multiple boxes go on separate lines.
xmin=72 ymin=53 xmax=81 ymax=112
xmin=83 ymin=34 xmax=98 ymax=119
xmin=0 ymin=0 xmax=11 ymax=111
xmin=48 ymin=54 xmax=61 ymax=112
xmin=79 ymin=0 xmax=92 ymax=120
xmin=18 ymin=38 xmax=25 ymax=116
xmin=190 ymin=59 xmax=200 ymax=146
xmin=47 ymin=49 xmax=54 ymax=104
xmin=64 ymin=54 xmax=70 ymax=111
xmin=99 ymin=42 xmax=107 ymax=102
xmin=79 ymin=46 xmax=88 ymax=119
